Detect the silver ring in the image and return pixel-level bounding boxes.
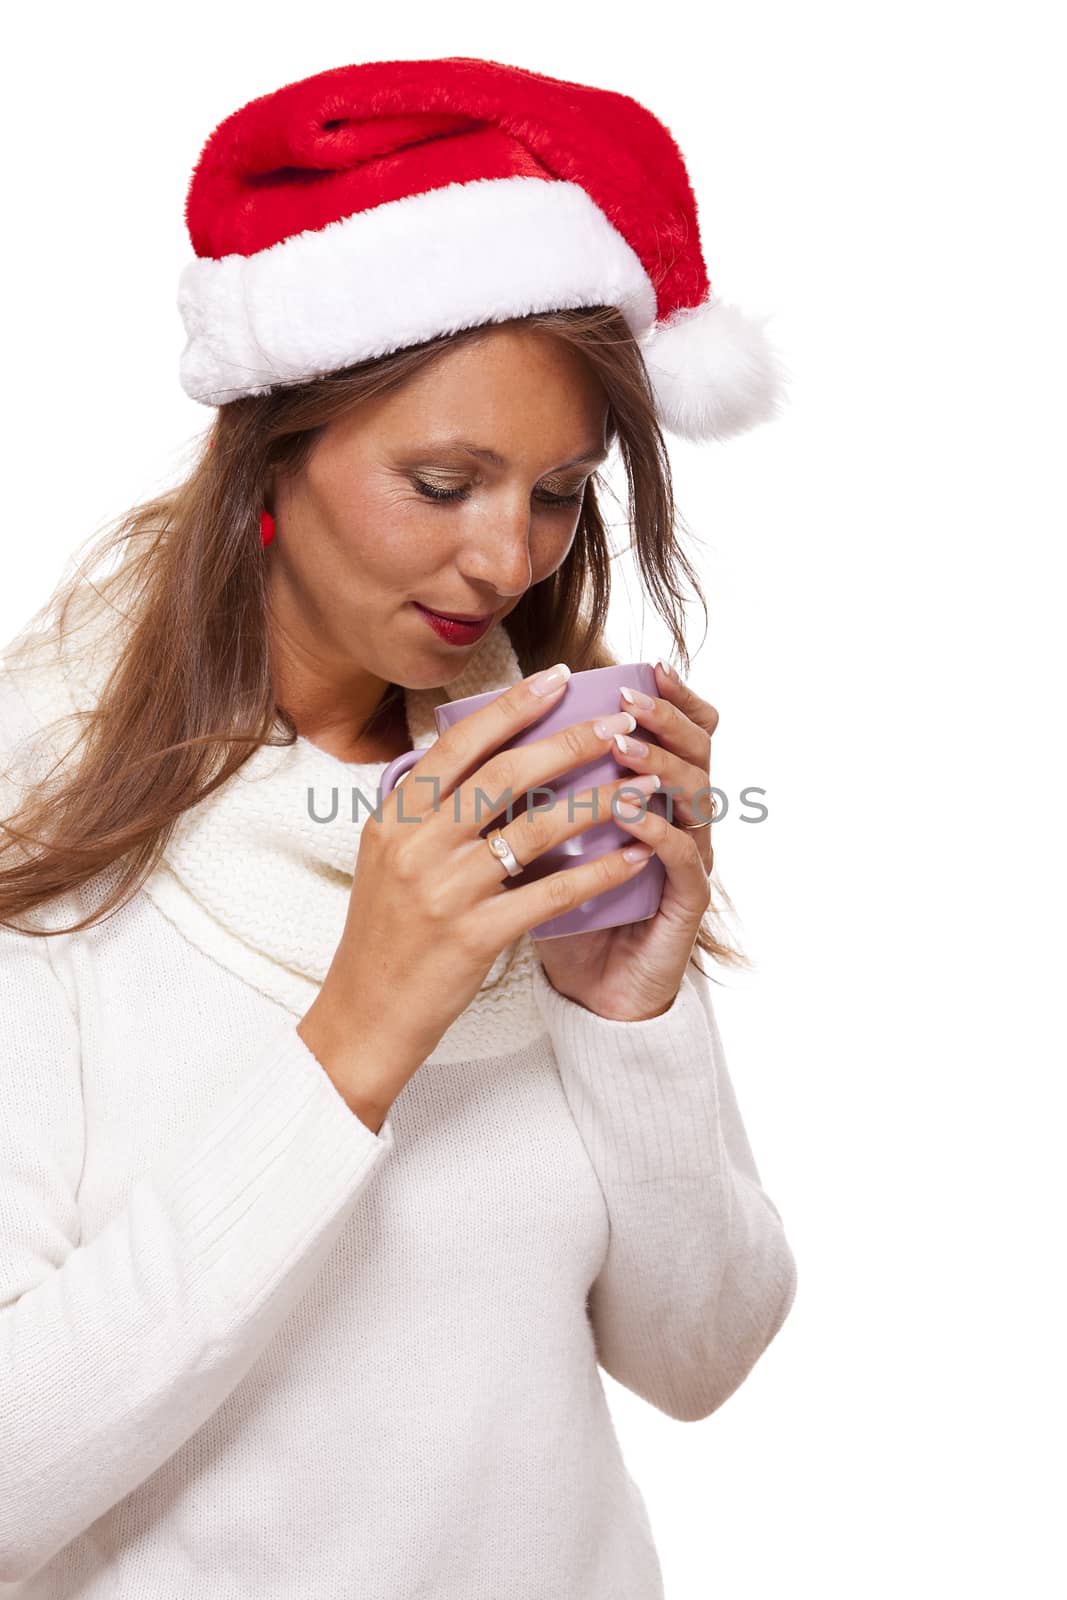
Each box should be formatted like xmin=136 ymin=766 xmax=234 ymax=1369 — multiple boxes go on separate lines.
xmin=486 ymin=827 xmax=524 ymax=878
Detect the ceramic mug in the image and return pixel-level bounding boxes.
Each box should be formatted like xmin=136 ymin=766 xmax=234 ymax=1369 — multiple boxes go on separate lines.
xmin=378 ymin=662 xmax=668 ymax=939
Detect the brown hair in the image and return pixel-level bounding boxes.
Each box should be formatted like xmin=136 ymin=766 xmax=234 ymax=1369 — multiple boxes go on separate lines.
xmin=0 ymin=305 xmax=748 ymax=977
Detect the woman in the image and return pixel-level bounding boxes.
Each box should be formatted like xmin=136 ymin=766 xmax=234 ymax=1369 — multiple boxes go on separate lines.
xmin=0 ymin=58 xmax=796 ymax=1598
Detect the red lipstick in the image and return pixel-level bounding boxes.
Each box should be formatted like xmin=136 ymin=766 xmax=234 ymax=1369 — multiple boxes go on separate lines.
xmin=412 ymin=603 xmax=494 ymax=646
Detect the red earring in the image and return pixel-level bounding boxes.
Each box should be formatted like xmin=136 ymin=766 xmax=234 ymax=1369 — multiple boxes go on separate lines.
xmin=260 ymin=509 xmax=276 ymax=547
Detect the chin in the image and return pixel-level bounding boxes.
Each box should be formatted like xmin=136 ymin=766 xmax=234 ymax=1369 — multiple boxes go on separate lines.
xmin=386 ymin=650 xmax=467 ymax=690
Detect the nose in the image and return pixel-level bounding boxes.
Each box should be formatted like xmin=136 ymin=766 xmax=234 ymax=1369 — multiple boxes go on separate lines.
xmin=456 ymin=502 xmax=534 ymax=600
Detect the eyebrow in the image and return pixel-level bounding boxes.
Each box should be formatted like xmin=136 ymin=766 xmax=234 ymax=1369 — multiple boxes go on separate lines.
xmin=418 ymin=439 xmax=609 ymax=471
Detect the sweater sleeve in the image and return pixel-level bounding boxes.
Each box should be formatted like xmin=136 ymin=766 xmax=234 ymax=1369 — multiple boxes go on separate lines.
xmin=0 ymin=921 xmax=396 ymax=1584
xmin=530 ymin=956 xmax=797 ymax=1423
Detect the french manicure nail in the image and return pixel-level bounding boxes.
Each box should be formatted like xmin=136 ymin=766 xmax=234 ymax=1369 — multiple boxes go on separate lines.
xmin=593 ymin=711 xmax=637 ymax=739
xmin=622 ymin=843 xmax=654 ymax=863
xmin=620 ymin=686 xmax=655 ymax=710
xmin=619 ymin=773 xmax=661 ymax=797
xmin=530 ymin=662 xmax=571 ymax=696
xmin=614 ymin=733 xmax=650 ymax=756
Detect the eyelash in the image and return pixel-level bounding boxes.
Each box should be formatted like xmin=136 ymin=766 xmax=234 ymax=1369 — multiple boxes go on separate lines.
xmin=412 ymin=476 xmax=584 ymax=508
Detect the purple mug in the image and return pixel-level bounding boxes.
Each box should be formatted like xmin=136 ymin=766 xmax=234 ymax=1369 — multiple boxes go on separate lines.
xmin=378 ymin=661 xmax=668 ymax=939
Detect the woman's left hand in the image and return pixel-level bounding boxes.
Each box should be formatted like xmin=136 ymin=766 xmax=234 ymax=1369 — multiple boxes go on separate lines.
xmin=532 ymin=660 xmax=719 ymax=1021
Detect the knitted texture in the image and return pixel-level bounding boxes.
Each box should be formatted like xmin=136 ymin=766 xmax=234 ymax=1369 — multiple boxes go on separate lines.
xmin=0 ymin=605 xmax=542 ymax=1062
xmin=0 ymin=609 xmax=798 ymax=1594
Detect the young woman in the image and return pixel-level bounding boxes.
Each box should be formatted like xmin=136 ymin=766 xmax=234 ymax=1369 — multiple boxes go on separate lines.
xmin=0 ymin=58 xmax=797 ymax=1598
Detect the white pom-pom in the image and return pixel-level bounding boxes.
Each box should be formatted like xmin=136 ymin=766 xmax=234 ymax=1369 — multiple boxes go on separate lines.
xmin=639 ymin=294 xmax=788 ymax=443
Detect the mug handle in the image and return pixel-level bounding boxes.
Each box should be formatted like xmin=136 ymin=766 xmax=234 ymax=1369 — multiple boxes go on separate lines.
xmin=379 ymin=747 xmax=423 ymax=799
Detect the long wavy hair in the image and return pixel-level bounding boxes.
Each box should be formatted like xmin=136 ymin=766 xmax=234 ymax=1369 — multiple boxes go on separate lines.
xmin=0 ymin=304 xmax=747 ymax=976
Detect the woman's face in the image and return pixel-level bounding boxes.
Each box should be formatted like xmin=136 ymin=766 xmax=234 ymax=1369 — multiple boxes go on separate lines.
xmin=268 ymin=324 xmax=610 ymax=699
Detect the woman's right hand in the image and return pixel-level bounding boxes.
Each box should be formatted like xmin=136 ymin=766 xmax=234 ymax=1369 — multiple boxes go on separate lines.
xmin=297 ymin=663 xmax=659 ymax=1126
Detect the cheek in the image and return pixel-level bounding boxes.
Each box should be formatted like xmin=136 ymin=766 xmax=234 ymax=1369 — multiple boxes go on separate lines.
xmin=335 ymin=484 xmax=446 ymax=584
xmin=322 ymin=476 xmax=581 ymax=590
xmin=531 ymin=521 xmax=579 ymax=583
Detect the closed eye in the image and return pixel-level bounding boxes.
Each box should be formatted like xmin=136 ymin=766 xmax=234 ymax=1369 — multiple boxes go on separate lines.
xmin=412 ymin=477 xmax=584 ymax=508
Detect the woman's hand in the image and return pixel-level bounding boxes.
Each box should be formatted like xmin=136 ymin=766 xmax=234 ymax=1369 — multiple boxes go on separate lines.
xmin=533 ymin=660 xmax=719 ymax=1022
xmin=299 ymin=665 xmax=675 ymax=1116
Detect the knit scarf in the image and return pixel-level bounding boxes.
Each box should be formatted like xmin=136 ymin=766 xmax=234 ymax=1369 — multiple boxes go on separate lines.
xmin=1 ymin=604 xmax=547 ymax=1064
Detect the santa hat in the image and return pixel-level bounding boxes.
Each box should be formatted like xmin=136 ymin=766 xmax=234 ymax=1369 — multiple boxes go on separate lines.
xmin=178 ymin=57 xmax=785 ymax=443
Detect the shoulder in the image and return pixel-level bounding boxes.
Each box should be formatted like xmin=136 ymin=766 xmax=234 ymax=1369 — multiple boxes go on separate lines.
xmin=0 ymin=685 xmax=100 ymax=946
xmin=0 ymin=669 xmax=46 ymax=757
xmin=0 ymin=665 xmax=54 ymax=822
xmin=0 ymin=663 xmax=46 ymax=816
xmin=0 ymin=629 xmax=87 ymax=790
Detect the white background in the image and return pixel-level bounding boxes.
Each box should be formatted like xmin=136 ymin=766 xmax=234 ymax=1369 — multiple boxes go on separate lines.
xmin=2 ymin=3 xmax=1063 ymax=1595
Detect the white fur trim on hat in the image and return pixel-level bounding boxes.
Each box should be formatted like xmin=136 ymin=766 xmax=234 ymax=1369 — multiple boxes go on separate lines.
xmin=177 ymin=175 xmax=659 ymax=407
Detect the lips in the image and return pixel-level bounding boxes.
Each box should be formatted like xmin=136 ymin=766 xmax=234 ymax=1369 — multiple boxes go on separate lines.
xmin=412 ymin=603 xmax=495 ymax=646
xmin=417 ymin=605 xmax=494 ymax=623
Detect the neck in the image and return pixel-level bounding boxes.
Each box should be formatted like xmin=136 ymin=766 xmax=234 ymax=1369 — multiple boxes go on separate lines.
xmin=267 ymin=603 xmax=406 ymax=764
xmin=281 ymin=685 xmax=409 ymax=765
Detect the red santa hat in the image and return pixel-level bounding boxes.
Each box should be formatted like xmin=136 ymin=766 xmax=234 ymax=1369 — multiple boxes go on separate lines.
xmin=179 ymin=57 xmax=785 ymax=443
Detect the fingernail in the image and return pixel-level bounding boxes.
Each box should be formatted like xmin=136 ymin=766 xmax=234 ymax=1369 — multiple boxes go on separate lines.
xmin=615 ymin=774 xmax=660 ymax=816
xmin=530 ymin=662 xmax=571 ymax=696
xmin=622 ymin=843 xmax=654 ymax=863
xmin=655 ymin=659 xmax=675 ymax=680
xmin=620 ymin=686 xmax=655 ymax=710
xmin=613 ymin=733 xmax=650 ymax=756
xmin=593 ymin=711 xmax=637 ymax=739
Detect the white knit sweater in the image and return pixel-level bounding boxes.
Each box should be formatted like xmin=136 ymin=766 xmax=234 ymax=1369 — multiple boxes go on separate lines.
xmin=0 ymin=609 xmax=797 ymax=1597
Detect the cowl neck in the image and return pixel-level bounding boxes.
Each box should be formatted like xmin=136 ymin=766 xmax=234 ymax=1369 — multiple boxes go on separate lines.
xmin=2 ymin=603 xmax=547 ymax=1064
